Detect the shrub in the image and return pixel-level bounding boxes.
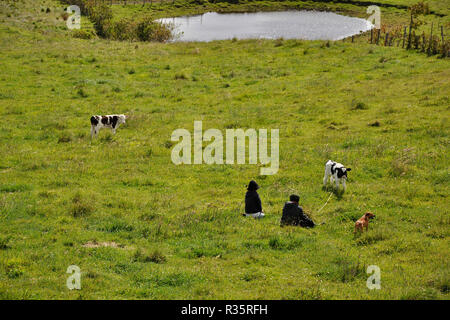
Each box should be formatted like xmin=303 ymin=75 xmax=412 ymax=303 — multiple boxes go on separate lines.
xmin=409 ymin=1 xmax=430 ymax=15
xmin=136 ymin=17 xmax=173 ymax=42
xmin=72 ymin=29 xmax=96 ymax=40
xmin=107 ymin=18 xmax=136 ymax=41
xmin=85 ymin=1 xmax=113 ymax=37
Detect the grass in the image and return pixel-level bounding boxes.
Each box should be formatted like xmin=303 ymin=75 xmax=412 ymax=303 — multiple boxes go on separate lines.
xmin=0 ymin=0 xmax=449 ymax=299
xmin=110 ymin=0 xmax=450 ymax=28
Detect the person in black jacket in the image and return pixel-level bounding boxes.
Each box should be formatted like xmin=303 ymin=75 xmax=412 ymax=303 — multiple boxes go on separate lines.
xmin=244 ymin=180 xmax=265 ymax=218
xmin=281 ymin=194 xmax=315 ymax=227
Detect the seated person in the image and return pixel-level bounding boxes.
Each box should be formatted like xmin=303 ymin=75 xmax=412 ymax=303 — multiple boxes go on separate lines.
xmin=281 ymin=194 xmax=315 ymax=227
xmin=244 ymin=180 xmax=265 ymax=218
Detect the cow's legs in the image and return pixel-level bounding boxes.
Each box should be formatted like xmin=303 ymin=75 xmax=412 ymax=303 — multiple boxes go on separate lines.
xmin=323 ymin=169 xmax=329 ymax=186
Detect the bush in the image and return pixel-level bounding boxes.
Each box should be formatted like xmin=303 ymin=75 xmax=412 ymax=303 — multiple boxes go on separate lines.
xmin=72 ymin=29 xmax=96 ymax=40
xmin=85 ymin=1 xmax=113 ymax=37
xmin=62 ymin=1 xmax=173 ymax=42
xmin=409 ymin=1 xmax=430 ymax=15
xmin=136 ymin=17 xmax=173 ymax=42
xmin=107 ymin=18 xmax=137 ymax=41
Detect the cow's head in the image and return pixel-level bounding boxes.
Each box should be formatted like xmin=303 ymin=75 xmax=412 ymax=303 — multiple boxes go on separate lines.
xmin=336 ymin=167 xmax=351 ymax=179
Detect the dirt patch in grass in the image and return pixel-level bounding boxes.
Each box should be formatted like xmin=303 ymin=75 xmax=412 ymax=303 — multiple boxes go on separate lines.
xmin=82 ymin=241 xmax=124 ymax=248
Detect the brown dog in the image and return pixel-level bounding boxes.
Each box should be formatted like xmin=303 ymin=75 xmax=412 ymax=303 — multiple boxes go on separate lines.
xmin=354 ymin=212 xmax=376 ymax=233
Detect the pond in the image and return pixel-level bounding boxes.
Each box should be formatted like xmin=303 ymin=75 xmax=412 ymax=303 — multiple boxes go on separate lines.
xmin=158 ymin=11 xmax=373 ymax=42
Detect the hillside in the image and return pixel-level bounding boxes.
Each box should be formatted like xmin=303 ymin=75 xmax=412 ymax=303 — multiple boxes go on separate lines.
xmin=0 ymin=0 xmax=449 ymax=299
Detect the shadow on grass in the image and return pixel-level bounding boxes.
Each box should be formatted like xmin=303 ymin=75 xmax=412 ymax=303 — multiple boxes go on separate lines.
xmin=321 ymin=185 xmax=345 ymax=200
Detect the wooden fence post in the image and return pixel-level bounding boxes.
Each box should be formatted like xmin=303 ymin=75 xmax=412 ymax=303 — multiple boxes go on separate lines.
xmin=402 ymin=26 xmax=406 ymax=48
xmin=421 ymin=33 xmax=425 ymax=52
xmin=407 ymin=16 xmax=412 ymax=49
xmin=384 ymin=32 xmax=389 ymax=46
xmin=376 ymin=29 xmax=380 ymax=45
xmin=427 ymin=22 xmax=433 ymax=55
xmin=370 ymin=28 xmax=373 ymax=44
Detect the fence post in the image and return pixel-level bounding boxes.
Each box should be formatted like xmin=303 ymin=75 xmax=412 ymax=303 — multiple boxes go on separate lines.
xmin=441 ymin=26 xmax=445 ymax=43
xmin=370 ymin=28 xmax=373 ymax=44
xmin=376 ymin=29 xmax=380 ymax=45
xmin=424 ymin=33 xmax=427 ymax=52
xmin=407 ymin=15 xmax=413 ymax=49
xmin=384 ymin=32 xmax=389 ymax=46
xmin=427 ymin=22 xmax=433 ymax=55
xmin=402 ymin=26 xmax=406 ymax=48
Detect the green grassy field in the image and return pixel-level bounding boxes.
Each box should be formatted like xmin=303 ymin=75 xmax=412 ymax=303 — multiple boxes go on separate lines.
xmin=0 ymin=0 xmax=449 ymax=299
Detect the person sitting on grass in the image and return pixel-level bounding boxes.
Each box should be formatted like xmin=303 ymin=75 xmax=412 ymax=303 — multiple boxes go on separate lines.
xmin=243 ymin=180 xmax=265 ymax=219
xmin=280 ymin=194 xmax=315 ymax=228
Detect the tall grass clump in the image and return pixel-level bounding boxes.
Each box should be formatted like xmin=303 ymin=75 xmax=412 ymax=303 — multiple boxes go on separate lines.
xmin=70 ymin=192 xmax=93 ymax=218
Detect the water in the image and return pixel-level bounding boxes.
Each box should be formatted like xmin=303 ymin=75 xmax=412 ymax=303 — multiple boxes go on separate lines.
xmin=158 ymin=11 xmax=373 ymax=42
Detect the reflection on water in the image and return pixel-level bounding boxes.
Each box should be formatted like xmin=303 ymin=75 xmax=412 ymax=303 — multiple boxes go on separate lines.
xmin=158 ymin=11 xmax=373 ymax=42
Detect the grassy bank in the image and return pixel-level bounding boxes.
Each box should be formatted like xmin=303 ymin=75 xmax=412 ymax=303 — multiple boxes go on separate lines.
xmin=111 ymin=0 xmax=450 ymax=26
xmin=111 ymin=0 xmax=449 ymax=55
xmin=0 ymin=0 xmax=449 ymax=299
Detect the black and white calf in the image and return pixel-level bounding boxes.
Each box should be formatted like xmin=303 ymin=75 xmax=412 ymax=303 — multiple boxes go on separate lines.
xmin=323 ymin=160 xmax=351 ymax=190
xmin=90 ymin=114 xmax=126 ymax=138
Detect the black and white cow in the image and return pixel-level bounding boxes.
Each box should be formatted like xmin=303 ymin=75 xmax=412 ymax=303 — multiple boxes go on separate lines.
xmin=90 ymin=114 xmax=126 ymax=138
xmin=323 ymin=160 xmax=351 ymax=190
